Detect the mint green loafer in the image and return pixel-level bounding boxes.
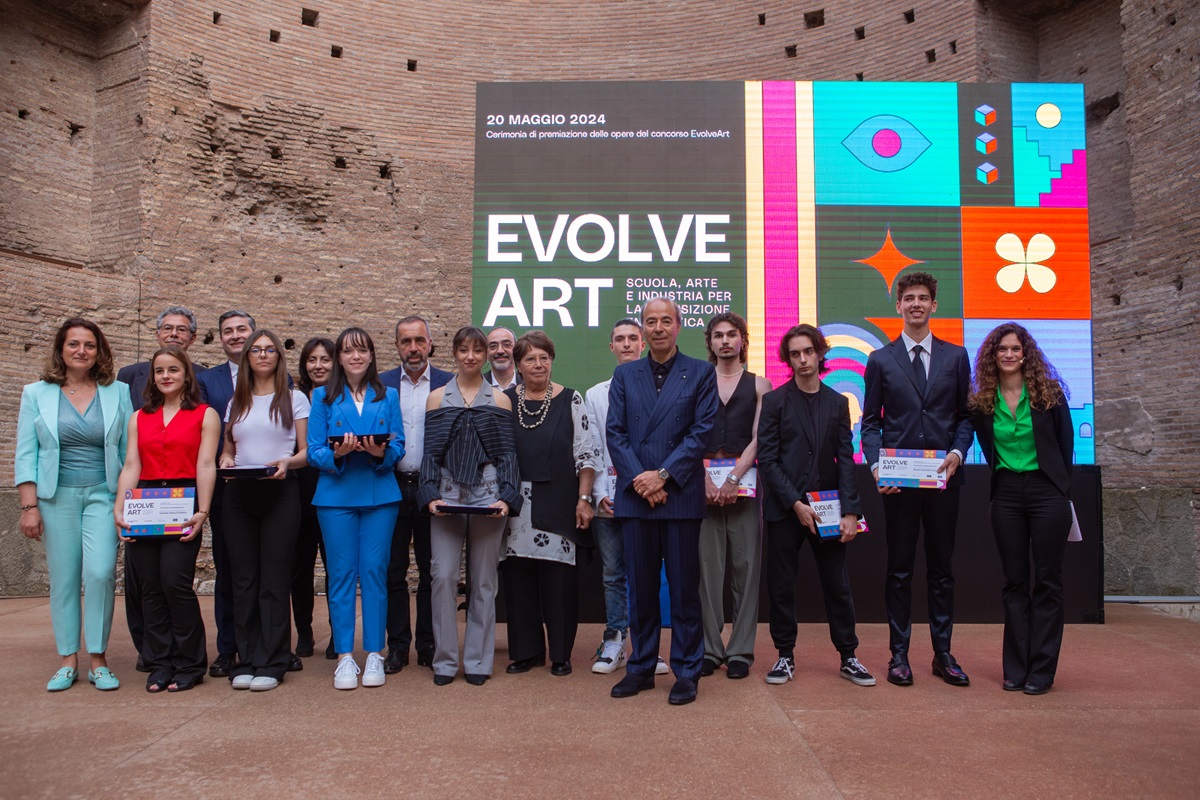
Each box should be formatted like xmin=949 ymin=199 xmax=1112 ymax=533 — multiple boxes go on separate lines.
xmin=88 ymin=667 xmax=120 ymax=691
xmin=47 ymin=666 xmax=78 ymax=692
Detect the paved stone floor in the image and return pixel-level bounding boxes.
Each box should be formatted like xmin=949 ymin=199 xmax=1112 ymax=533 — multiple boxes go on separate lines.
xmin=1 ymin=597 xmax=1197 ymax=798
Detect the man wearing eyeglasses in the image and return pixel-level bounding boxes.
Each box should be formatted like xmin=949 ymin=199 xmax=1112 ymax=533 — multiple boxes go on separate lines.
xmin=116 ymin=305 xmax=206 ymax=672
xmin=117 ymin=306 xmax=206 ymax=411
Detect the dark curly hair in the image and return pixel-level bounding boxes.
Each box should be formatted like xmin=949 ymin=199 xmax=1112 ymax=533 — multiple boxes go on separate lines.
xmin=704 ymin=312 xmax=749 ymax=365
xmin=969 ymin=322 xmax=1068 ymax=414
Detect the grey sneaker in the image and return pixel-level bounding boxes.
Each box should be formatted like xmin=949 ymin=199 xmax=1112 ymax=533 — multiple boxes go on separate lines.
xmin=765 ymin=656 xmax=795 ymax=685
xmin=840 ymin=656 xmax=877 ymax=686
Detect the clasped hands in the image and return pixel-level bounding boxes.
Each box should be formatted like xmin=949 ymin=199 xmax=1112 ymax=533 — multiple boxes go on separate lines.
xmin=632 ymin=470 xmax=668 ymax=507
xmin=873 ymin=451 xmax=961 ymax=495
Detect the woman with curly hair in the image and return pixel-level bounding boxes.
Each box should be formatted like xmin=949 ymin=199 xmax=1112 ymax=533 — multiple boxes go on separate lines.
xmin=968 ymin=322 xmax=1074 ymax=696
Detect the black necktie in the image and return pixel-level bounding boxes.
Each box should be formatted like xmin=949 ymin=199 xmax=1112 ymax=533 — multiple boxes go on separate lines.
xmin=911 ymin=344 xmax=928 ymax=395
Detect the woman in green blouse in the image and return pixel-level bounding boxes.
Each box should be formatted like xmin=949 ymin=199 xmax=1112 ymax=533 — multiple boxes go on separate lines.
xmin=969 ymin=323 xmax=1074 ymax=696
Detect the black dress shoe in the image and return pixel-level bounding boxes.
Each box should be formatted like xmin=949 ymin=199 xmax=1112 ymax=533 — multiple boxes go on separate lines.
xmin=932 ymin=652 xmax=970 ymax=686
xmin=287 ymin=653 xmax=304 ymax=672
xmin=506 ymin=655 xmax=546 ymax=674
xmin=465 ymin=673 xmax=488 ymax=685
xmin=668 ymin=677 xmax=698 ymax=705
xmin=416 ymin=649 xmax=434 ymax=668
xmin=383 ymin=649 xmax=408 ymax=675
xmin=324 ymin=642 xmax=337 ymax=660
xmin=295 ymin=637 xmax=314 ymax=658
xmin=1023 ymin=682 xmax=1051 ymax=695
xmin=611 ymin=673 xmax=655 ymax=698
xmin=886 ymin=657 xmax=913 ymax=686
xmin=1003 ymin=679 xmax=1025 ymax=692
xmin=209 ymin=653 xmax=234 ymax=678
xmin=550 ymin=660 xmax=572 ymax=676
xmin=700 ymin=657 xmax=718 ymax=677
xmin=433 ymin=673 xmax=454 ymax=686
xmin=726 ymin=660 xmax=750 ymax=679
xmin=136 ymin=654 xmax=152 ymax=673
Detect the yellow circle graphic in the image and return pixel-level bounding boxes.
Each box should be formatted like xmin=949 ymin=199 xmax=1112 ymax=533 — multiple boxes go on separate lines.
xmin=1035 ymin=103 xmax=1062 ymax=128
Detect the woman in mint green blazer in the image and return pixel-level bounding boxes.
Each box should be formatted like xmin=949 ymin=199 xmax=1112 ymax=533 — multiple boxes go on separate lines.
xmin=15 ymin=318 xmax=132 ymax=692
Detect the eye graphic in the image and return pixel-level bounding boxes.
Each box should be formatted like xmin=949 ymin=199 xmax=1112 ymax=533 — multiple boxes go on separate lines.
xmin=841 ymin=115 xmax=931 ymax=172
xmin=995 ymin=232 xmax=1057 ymax=293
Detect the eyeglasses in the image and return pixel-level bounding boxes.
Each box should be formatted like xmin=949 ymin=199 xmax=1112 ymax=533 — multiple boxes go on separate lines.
xmin=158 ymin=325 xmax=192 ymax=334
xmin=249 ymin=347 xmax=277 ymax=357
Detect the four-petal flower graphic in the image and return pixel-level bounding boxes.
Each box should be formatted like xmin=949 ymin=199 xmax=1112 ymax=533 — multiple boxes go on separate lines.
xmin=995 ymin=232 xmax=1057 ymax=293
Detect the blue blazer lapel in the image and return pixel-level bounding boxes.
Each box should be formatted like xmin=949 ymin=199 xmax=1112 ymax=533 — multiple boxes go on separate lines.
xmin=889 ymin=337 xmax=927 ymax=399
xmin=39 ymin=382 xmax=61 ymax=442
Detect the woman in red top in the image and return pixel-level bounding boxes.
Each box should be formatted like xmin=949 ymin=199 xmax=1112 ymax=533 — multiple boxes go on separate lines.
xmin=115 ymin=346 xmax=220 ymax=692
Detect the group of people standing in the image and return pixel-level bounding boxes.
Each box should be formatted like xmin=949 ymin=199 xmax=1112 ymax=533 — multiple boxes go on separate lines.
xmin=15 ymin=269 xmax=1076 ymax=702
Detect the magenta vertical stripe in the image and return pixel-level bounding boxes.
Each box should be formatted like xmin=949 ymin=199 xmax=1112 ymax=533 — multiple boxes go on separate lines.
xmin=762 ymin=82 xmax=798 ymax=387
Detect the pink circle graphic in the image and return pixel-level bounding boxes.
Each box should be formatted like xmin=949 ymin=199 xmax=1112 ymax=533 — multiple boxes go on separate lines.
xmin=871 ymin=129 xmax=902 ymax=158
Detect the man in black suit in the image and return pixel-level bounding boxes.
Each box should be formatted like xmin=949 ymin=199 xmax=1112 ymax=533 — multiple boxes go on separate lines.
xmin=757 ymin=324 xmax=875 ymax=688
xmin=196 ymin=310 xmax=256 ymax=678
xmin=378 ymin=316 xmax=453 ymax=673
xmin=607 ymin=297 xmax=718 ymax=705
xmin=861 ymin=272 xmax=974 ymax=687
xmin=116 ymin=304 xmax=204 ymax=670
xmin=117 ymin=305 xmax=204 ymax=411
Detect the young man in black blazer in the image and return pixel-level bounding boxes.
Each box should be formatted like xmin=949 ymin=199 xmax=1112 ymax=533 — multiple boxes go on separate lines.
xmin=757 ymin=324 xmax=874 ymax=687
xmin=861 ymin=272 xmax=974 ymax=687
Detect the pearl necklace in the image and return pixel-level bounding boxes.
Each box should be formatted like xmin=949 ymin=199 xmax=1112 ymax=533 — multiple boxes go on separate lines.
xmin=516 ymin=385 xmax=552 ymax=429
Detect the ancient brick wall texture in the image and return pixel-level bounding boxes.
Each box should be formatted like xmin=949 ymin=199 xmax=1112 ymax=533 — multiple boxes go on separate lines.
xmin=1 ymin=0 xmax=1197 ymax=594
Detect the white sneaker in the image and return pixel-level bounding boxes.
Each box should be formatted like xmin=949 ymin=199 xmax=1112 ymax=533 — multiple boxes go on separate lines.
xmin=334 ymin=656 xmax=360 ymax=690
xmin=591 ymin=631 xmax=628 ymax=674
xmin=231 ymin=674 xmax=253 ymax=690
xmin=249 ymin=676 xmax=279 ymax=692
xmin=655 ymin=657 xmax=669 ymax=675
xmin=362 ymin=653 xmax=386 ymax=688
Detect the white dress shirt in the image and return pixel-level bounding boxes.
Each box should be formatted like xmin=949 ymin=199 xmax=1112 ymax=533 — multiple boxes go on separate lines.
xmin=397 ymin=364 xmax=432 ymax=473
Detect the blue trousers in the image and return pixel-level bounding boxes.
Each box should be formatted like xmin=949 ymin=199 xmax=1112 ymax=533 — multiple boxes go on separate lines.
xmin=590 ymin=516 xmax=629 ymax=637
xmin=621 ymin=517 xmax=703 ymax=681
xmin=41 ymin=482 xmax=118 ymax=655
xmin=317 ymin=504 xmax=400 ymax=654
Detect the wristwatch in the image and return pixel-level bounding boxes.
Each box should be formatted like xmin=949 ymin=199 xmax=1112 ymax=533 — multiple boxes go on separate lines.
xmin=657 ymin=468 xmax=670 ymax=482
xmin=725 ymin=473 xmax=741 ymax=486
xmin=579 ymin=495 xmax=591 ymax=503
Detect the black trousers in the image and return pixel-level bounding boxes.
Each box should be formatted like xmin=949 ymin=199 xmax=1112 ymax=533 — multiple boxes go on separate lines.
xmin=126 ymin=534 xmax=207 ymax=684
xmin=291 ymin=509 xmax=322 ymax=642
xmin=992 ymin=469 xmax=1071 ymax=686
xmin=882 ymin=486 xmax=961 ymax=657
xmin=501 ymin=556 xmax=579 ymax=664
xmin=123 ymin=548 xmax=144 ymax=652
xmin=207 ymin=479 xmax=238 ymax=657
xmin=386 ymin=475 xmax=434 ymax=657
xmin=223 ymin=479 xmax=300 ymax=680
xmin=766 ymin=515 xmax=859 ymax=659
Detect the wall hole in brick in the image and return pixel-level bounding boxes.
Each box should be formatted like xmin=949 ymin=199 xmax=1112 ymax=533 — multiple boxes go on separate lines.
xmin=855 ymin=26 xmax=865 ymax=40
xmin=1173 ymin=276 xmax=1183 ymax=291
xmin=949 ymin=40 xmax=957 ymax=54
xmin=331 ymin=45 xmax=343 ymax=58
xmin=855 ymin=72 xmax=864 ymax=81
xmin=1111 ymin=294 xmax=1121 ymax=306
xmin=212 ymin=12 xmax=221 ymax=25
xmin=804 ymin=10 xmax=825 ymax=29
xmin=274 ymin=275 xmax=283 ymax=284
xmin=209 ymin=142 xmax=219 ymax=153
xmin=784 ymin=44 xmax=797 ymax=58
xmin=379 ymin=163 xmax=391 ymax=178
xmin=758 ymin=13 xmax=766 ymax=26
xmin=1086 ymin=93 xmax=1120 ymax=124
xmin=1166 ymin=13 xmax=1176 ymax=25
xmin=269 ymin=29 xmax=280 ymax=42
xmin=135 ymin=113 xmax=143 ymax=125
xmin=270 ymin=146 xmax=283 ymax=159
xmin=407 ymin=59 xmax=417 ymax=71
xmin=203 ymin=332 xmax=215 ymax=344
xmin=68 ymin=121 xmax=84 ymax=138
xmin=18 ymin=109 xmax=29 ymax=119
xmin=334 ymin=156 xmax=347 ymax=168
xmin=284 ymin=338 xmax=295 ymax=350
xmin=926 ymin=49 xmax=936 ymax=63
xmin=301 ymin=8 xmax=318 ymax=26
xmin=903 ymin=9 xmax=915 ymax=24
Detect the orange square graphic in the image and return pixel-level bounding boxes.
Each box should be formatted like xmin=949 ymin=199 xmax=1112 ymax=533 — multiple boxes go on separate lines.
xmin=866 ymin=318 xmax=963 ymax=347
xmin=961 ymin=207 xmax=1090 ymax=319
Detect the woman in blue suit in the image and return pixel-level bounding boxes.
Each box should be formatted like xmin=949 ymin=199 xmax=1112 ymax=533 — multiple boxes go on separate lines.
xmin=15 ymin=318 xmax=132 ymax=691
xmin=306 ymin=327 xmax=405 ymax=690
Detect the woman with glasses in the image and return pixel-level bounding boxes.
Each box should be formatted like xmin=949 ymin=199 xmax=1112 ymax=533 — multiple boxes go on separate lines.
xmin=217 ymin=330 xmax=310 ymax=691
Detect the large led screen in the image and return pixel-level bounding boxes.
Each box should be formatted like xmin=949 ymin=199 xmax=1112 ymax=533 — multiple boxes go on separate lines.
xmin=473 ymin=82 xmax=1093 ymax=464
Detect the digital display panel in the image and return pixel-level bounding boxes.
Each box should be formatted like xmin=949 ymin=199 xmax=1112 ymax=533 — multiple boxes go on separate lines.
xmin=473 ymin=81 xmax=1093 ymax=463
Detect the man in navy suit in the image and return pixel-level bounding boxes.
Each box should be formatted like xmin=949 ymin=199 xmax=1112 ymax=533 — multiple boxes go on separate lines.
xmin=861 ymin=272 xmax=974 ymax=687
xmin=378 ymin=316 xmax=453 ymax=673
xmin=116 ymin=304 xmax=204 ymax=670
xmin=196 ymin=309 xmax=256 ymax=678
xmin=607 ymin=297 xmax=718 ymax=705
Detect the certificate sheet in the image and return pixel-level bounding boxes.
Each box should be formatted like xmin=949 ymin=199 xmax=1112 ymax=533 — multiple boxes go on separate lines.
xmin=876 ymin=449 xmax=948 ymax=489
xmin=805 ymin=490 xmax=870 ymax=539
xmin=704 ymin=459 xmax=757 ymax=498
xmin=123 ymin=486 xmax=196 ymax=537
